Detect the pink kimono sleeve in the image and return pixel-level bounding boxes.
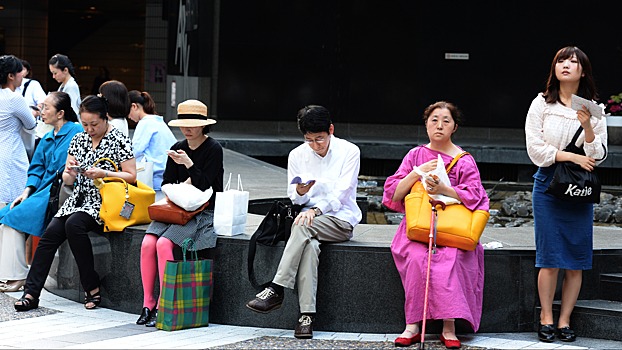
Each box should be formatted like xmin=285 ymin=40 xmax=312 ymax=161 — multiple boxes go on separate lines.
xmin=450 ymin=155 xmax=490 ymax=212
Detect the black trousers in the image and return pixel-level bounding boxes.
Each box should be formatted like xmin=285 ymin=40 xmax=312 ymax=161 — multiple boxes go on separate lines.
xmin=24 ymin=211 xmax=102 ymax=299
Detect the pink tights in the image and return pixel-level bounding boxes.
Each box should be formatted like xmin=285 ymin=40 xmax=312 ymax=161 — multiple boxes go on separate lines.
xmin=140 ymin=234 xmax=175 ymax=309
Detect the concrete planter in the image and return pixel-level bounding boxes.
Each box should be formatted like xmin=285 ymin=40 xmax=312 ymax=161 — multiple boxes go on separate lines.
xmin=607 ymin=116 xmax=622 ymax=145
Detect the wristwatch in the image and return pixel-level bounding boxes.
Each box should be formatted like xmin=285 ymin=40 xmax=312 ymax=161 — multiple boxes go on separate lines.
xmin=311 ymin=207 xmax=322 ymax=216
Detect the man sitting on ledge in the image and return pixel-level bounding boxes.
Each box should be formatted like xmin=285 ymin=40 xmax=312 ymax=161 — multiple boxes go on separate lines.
xmin=245 ymin=105 xmax=362 ymax=339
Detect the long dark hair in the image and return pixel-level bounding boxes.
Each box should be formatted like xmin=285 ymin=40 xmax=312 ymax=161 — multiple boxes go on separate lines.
xmin=0 ymin=55 xmax=24 ymax=85
xmin=543 ymin=46 xmax=598 ymax=105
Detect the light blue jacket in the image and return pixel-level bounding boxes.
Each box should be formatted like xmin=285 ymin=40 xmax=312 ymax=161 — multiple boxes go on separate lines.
xmin=132 ymin=115 xmax=178 ymax=190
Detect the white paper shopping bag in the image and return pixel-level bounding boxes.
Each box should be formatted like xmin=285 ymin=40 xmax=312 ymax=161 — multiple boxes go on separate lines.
xmin=136 ymin=157 xmax=155 ymax=189
xmin=214 ymin=173 xmax=249 ymax=236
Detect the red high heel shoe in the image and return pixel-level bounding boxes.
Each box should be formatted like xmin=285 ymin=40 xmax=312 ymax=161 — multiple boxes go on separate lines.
xmin=394 ymin=330 xmax=421 ymax=347
xmin=440 ymin=334 xmax=461 ymax=349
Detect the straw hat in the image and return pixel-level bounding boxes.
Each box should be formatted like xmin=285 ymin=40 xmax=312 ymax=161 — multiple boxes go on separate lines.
xmin=168 ymin=99 xmax=217 ymax=127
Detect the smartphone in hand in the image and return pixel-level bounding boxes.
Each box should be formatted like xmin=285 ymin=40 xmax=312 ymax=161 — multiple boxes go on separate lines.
xmin=70 ymin=166 xmax=86 ymax=173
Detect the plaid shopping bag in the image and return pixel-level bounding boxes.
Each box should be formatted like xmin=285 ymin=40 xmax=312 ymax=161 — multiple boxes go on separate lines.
xmin=156 ymin=239 xmax=213 ymax=331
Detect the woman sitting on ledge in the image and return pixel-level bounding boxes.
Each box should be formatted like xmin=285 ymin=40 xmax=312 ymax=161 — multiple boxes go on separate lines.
xmin=14 ymin=95 xmax=136 ymax=311
xmin=0 ymin=92 xmax=82 ymax=293
xmin=383 ymin=101 xmax=489 ymax=349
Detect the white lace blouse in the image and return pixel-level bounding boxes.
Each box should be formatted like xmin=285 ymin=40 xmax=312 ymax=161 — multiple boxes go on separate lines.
xmin=525 ymin=93 xmax=608 ymax=167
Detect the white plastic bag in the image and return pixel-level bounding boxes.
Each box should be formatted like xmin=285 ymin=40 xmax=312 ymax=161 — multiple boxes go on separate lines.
xmin=213 ymin=173 xmax=249 ymax=236
xmin=413 ymin=154 xmax=461 ymax=205
xmin=136 ymin=158 xmax=154 ymax=189
xmin=161 ymin=183 xmax=212 ymax=211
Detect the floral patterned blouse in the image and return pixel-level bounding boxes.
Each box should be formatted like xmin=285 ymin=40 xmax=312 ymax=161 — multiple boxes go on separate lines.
xmin=56 ymin=127 xmax=134 ymax=223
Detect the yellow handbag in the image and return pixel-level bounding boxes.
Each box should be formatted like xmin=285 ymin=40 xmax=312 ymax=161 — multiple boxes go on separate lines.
xmin=404 ymin=153 xmax=489 ymax=251
xmin=94 ymin=158 xmax=156 ymax=232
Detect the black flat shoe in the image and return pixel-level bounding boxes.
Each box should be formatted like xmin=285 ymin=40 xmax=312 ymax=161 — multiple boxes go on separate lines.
xmin=136 ymin=307 xmax=151 ymax=325
xmin=557 ymin=326 xmax=577 ymax=342
xmin=538 ymin=323 xmax=555 ymax=342
xmin=145 ymin=309 xmax=158 ymax=327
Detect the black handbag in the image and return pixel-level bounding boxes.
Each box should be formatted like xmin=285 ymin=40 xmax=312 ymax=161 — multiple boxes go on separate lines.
xmin=45 ymin=170 xmax=64 ymax=226
xmin=545 ymin=126 xmax=604 ymax=203
xmin=247 ymin=199 xmax=302 ymax=289
xmin=45 ymin=170 xmax=74 ymax=226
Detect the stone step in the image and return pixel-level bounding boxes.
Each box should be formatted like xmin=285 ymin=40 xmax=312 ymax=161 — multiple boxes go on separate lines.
xmin=550 ymin=299 xmax=622 ymax=341
xmin=600 ymin=273 xmax=622 ymax=302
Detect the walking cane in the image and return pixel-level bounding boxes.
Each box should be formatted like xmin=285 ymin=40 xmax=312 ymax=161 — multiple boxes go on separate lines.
xmin=419 ymin=199 xmax=446 ymax=350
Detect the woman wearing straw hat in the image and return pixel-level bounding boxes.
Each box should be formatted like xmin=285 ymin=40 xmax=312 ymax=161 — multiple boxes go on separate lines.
xmin=136 ymin=99 xmax=224 ymax=327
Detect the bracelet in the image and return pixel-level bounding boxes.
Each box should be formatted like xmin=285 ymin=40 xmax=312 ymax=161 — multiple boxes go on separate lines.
xmin=105 ymin=171 xmax=109 ymax=177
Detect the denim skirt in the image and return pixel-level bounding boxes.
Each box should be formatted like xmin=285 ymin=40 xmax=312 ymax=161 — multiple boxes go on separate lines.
xmin=532 ymin=166 xmax=593 ymax=270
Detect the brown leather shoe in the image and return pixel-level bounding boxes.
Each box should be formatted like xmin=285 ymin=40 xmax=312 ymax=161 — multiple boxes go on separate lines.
xmin=294 ymin=315 xmax=313 ymax=339
xmin=246 ymin=287 xmax=284 ymax=313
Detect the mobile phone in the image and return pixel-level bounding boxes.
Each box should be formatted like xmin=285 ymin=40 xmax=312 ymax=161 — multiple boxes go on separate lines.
xmin=29 ymin=105 xmax=40 ymax=112
xmin=70 ymin=166 xmax=86 ymax=173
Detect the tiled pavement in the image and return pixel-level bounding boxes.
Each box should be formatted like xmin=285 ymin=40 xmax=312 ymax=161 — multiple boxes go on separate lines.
xmin=1 ymin=290 xmax=621 ymax=349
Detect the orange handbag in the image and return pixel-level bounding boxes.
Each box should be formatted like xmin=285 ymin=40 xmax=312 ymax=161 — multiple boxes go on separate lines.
xmin=404 ymin=153 xmax=489 ymax=251
xmin=148 ymin=197 xmax=209 ymax=225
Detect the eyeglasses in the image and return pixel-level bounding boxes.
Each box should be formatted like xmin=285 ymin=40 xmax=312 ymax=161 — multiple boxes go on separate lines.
xmin=304 ymin=136 xmax=327 ymax=144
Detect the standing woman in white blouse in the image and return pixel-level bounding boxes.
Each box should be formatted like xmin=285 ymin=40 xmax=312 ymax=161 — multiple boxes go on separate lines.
xmin=0 ymin=55 xmax=37 ymax=208
xmin=49 ymin=54 xmax=81 ymax=118
xmin=525 ymin=46 xmax=607 ymax=343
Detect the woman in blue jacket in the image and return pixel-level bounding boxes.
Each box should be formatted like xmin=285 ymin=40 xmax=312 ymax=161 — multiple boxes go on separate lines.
xmin=0 ymin=91 xmax=82 ymax=292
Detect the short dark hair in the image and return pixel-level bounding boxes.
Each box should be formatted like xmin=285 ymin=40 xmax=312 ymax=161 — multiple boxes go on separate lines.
xmin=80 ymin=95 xmax=109 ymax=121
xmin=422 ymin=101 xmax=463 ymax=126
xmin=99 ymin=80 xmax=130 ymax=119
xmin=20 ymin=59 xmax=32 ymax=78
xmin=296 ymin=105 xmax=332 ymax=135
xmin=48 ymin=91 xmax=79 ymax=123
xmin=48 ymin=54 xmax=76 ymax=77
xmin=0 ymin=55 xmax=24 ymax=85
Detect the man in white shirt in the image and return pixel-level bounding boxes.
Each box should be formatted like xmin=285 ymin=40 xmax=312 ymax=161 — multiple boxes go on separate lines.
xmin=246 ymin=105 xmax=362 ymax=339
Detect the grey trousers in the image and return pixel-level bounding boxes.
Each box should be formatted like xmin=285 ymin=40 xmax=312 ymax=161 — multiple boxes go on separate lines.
xmin=272 ymin=215 xmax=353 ymax=313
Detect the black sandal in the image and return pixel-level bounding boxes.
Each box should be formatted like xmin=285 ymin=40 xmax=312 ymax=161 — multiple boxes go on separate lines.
xmin=84 ymin=289 xmax=101 ymax=310
xmin=14 ymin=294 xmax=39 ymax=312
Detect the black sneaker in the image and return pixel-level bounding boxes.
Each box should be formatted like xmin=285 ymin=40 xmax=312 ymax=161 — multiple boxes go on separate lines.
xmin=294 ymin=315 xmax=313 ymax=339
xmin=246 ymin=287 xmax=284 ymax=313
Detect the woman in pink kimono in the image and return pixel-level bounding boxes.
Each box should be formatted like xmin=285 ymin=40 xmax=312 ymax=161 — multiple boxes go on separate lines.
xmin=383 ymin=101 xmax=489 ymax=349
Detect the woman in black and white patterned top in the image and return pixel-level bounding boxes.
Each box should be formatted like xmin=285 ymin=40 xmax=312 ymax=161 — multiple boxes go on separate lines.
xmin=15 ymin=95 xmax=136 ymax=312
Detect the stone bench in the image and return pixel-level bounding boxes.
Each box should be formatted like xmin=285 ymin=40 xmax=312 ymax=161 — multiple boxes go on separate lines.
xmin=45 ymin=214 xmax=622 ymax=335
